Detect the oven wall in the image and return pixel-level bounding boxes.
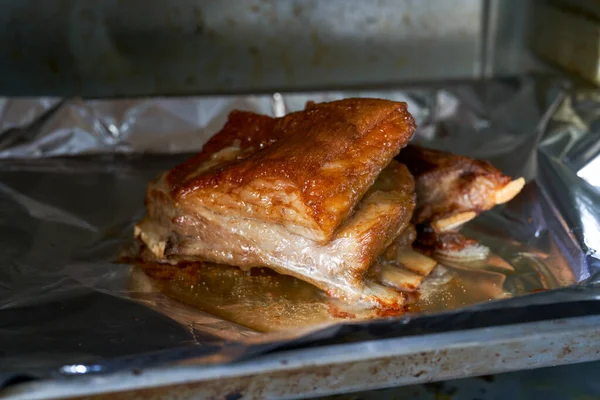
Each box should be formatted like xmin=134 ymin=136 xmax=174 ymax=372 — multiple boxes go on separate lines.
xmin=0 ymin=0 xmax=540 ymax=97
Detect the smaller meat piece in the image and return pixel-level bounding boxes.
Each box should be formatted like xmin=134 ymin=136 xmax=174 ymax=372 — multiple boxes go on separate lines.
xmin=397 ymin=145 xmax=525 ymax=232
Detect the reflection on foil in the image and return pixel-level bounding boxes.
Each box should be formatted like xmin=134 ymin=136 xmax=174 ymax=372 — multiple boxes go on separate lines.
xmin=578 ymin=155 xmax=600 ymax=188
xmin=1 ymin=77 xmax=600 ymax=383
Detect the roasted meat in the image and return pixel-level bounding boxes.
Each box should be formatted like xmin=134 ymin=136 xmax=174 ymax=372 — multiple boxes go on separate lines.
xmin=396 ymin=145 xmax=524 ymax=265
xmin=135 ymin=99 xmax=417 ymax=306
xmin=414 ymin=228 xmax=489 ymax=259
xmin=396 ymin=145 xmax=525 ymax=232
xmin=169 ymin=99 xmax=416 ymax=243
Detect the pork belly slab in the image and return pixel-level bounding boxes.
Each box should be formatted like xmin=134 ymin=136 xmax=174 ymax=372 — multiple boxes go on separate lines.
xmin=136 ymin=99 xmax=417 ymax=306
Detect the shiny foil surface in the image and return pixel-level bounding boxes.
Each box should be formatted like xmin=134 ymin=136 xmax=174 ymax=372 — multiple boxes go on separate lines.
xmin=1 ymin=77 xmax=599 ymax=385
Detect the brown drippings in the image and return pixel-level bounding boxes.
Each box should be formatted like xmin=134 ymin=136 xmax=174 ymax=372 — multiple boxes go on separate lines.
xmin=407 ymin=274 xmax=496 ymax=314
xmin=326 ymin=304 xmax=357 ymax=319
xmin=375 ymin=305 xmax=409 ymax=318
xmin=128 ymin=245 xmax=555 ymax=333
xmin=130 ymin=262 xmax=385 ymax=332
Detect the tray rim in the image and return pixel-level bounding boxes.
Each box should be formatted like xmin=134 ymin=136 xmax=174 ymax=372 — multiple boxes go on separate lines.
xmin=4 ymin=314 xmax=600 ymax=399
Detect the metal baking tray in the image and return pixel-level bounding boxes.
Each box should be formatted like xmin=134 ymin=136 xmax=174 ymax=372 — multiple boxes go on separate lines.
xmin=1 ymin=77 xmax=600 ymax=399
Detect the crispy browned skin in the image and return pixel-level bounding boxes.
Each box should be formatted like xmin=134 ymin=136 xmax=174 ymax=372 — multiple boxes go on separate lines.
xmin=396 ymin=145 xmax=520 ymax=226
xmin=167 ymin=111 xmax=278 ymax=188
xmin=168 ymin=98 xmax=416 ymax=243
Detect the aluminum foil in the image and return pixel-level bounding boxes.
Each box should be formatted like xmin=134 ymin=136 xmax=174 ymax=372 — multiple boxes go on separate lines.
xmin=1 ymin=77 xmax=600 ymax=388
